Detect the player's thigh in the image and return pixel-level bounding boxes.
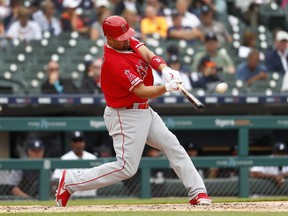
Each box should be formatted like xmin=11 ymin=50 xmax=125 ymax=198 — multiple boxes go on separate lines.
xmin=104 ymin=107 xmax=152 ymax=160
xmin=146 ymin=110 xmax=179 ymax=150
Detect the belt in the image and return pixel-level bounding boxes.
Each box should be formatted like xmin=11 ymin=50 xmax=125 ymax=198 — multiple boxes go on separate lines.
xmin=125 ymin=103 xmax=149 ymax=109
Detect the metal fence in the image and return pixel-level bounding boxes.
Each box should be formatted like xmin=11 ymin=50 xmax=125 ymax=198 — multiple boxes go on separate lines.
xmin=0 ymin=156 xmax=288 ymax=200
xmin=1 ymin=116 xmax=288 ymax=200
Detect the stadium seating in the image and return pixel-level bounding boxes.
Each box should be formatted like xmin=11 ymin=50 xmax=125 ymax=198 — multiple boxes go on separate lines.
xmin=259 ymin=2 xmax=286 ymax=31
xmin=0 ymin=1 xmax=284 ymax=96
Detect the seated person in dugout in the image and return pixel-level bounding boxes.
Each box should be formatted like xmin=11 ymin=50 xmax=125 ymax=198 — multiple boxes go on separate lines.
xmin=51 ymin=131 xmax=97 ymax=198
xmin=250 ymin=142 xmax=288 ymax=188
xmin=8 ymin=139 xmax=45 ymax=198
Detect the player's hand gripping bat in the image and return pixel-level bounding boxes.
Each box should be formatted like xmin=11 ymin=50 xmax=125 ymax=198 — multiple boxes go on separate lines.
xmin=129 ymin=38 xmax=205 ymax=111
xmin=177 ymin=83 xmax=205 ymax=112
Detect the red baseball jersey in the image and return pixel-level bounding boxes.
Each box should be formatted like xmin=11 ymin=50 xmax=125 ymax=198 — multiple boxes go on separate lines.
xmin=101 ymin=45 xmax=154 ymax=108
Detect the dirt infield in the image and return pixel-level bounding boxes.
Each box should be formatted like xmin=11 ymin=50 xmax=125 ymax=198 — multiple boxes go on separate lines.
xmin=1 ymin=201 xmax=288 ymax=213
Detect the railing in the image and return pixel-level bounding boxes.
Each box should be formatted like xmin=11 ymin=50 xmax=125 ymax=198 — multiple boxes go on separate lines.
xmin=1 ymin=157 xmax=288 ymax=200
xmin=0 ymin=94 xmax=288 ymax=105
xmin=1 ymin=116 xmax=288 ymax=200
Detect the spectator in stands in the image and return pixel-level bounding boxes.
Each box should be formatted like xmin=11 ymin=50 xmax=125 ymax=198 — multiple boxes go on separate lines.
xmin=60 ymin=0 xmax=90 ymax=36
xmin=94 ymin=0 xmax=112 ymax=17
xmin=250 ymin=142 xmax=288 ymax=188
xmin=2 ymin=0 xmax=20 ymax=30
xmin=236 ymin=49 xmax=268 ymax=86
xmin=174 ymin=0 xmax=201 ymax=29
xmin=140 ymin=5 xmax=168 ymax=40
xmin=113 ymin=0 xmax=143 ymax=17
xmin=34 ymin=0 xmax=62 ymax=36
xmin=191 ymin=32 xmax=235 ymax=74
xmin=0 ymin=18 xmax=8 ymax=48
xmin=190 ymin=0 xmax=229 ymax=21
xmin=264 ymin=30 xmax=288 ymax=75
xmin=90 ymin=3 xmax=112 ymax=40
xmin=0 ymin=0 xmax=11 ymax=21
xmin=6 ymin=6 xmax=42 ymax=43
xmin=238 ymin=31 xmax=257 ymax=59
xmin=29 ymin=0 xmax=45 ymax=23
xmin=238 ymin=30 xmax=265 ymax=60
xmin=8 ymin=139 xmax=45 ymax=198
xmin=121 ymin=9 xmax=141 ymax=40
xmin=198 ymin=5 xmax=232 ymax=45
xmin=145 ymin=0 xmax=172 ymax=17
xmin=52 ymin=131 xmax=97 ymax=198
xmin=188 ymin=0 xmax=216 ymax=18
xmin=234 ymin=0 xmax=261 ymax=26
xmin=213 ymin=0 xmax=228 ymax=21
xmin=191 ymin=55 xmax=226 ymax=93
xmin=80 ymin=58 xmax=102 ymax=94
xmin=41 ymin=60 xmax=78 ymax=94
xmin=167 ymin=10 xmax=204 ymax=43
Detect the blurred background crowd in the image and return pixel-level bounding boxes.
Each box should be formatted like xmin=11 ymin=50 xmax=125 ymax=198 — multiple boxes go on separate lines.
xmin=0 ymin=0 xmax=287 ymax=96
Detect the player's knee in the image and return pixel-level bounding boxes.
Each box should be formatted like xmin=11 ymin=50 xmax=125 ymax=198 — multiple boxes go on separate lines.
xmin=116 ymin=160 xmax=138 ymax=179
xmin=122 ymin=165 xmax=138 ymax=178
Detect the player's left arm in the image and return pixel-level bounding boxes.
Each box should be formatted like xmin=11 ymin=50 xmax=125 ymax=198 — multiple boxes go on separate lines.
xmin=129 ymin=37 xmax=180 ymax=82
xmin=130 ymin=38 xmax=165 ymax=69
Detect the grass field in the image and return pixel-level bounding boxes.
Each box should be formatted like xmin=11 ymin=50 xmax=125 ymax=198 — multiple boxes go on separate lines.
xmin=0 ymin=197 xmax=288 ymax=216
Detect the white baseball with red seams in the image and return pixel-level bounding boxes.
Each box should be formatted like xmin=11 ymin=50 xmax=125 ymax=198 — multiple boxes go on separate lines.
xmin=215 ymin=82 xmax=228 ymax=94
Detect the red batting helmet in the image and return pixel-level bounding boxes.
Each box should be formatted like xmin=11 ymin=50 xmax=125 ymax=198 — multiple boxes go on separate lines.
xmin=102 ymin=16 xmax=135 ymax=41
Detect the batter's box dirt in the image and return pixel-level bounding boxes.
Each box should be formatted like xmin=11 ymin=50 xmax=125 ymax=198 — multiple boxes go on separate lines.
xmin=0 ymin=202 xmax=288 ymax=213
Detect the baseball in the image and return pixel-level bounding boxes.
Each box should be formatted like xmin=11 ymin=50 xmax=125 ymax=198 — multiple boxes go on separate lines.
xmin=215 ymin=82 xmax=228 ymax=94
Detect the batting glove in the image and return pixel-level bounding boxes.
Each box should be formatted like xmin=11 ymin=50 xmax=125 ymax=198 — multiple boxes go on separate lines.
xmin=162 ymin=67 xmax=180 ymax=82
xmin=165 ymin=79 xmax=183 ymax=92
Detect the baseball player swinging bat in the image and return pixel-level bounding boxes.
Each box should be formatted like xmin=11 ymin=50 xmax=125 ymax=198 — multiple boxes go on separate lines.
xmin=129 ymin=37 xmax=205 ymax=111
xmin=177 ymin=83 xmax=205 ymax=112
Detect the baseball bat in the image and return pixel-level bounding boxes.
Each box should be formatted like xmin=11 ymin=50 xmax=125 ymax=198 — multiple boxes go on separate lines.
xmin=177 ymin=83 xmax=205 ymax=112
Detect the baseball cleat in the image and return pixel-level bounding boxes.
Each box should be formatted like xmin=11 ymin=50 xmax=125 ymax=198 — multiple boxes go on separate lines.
xmin=189 ymin=193 xmax=212 ymax=205
xmin=55 ymin=170 xmax=71 ymax=207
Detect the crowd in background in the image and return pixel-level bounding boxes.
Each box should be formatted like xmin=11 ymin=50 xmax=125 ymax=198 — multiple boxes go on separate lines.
xmin=0 ymin=0 xmax=287 ymax=95
xmin=0 ymin=0 xmax=288 ymax=160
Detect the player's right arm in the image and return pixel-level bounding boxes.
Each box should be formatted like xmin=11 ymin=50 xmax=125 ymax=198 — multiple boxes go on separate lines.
xmin=132 ymin=83 xmax=166 ymax=99
xmin=132 ymin=80 xmax=182 ymax=99
xmin=250 ymin=171 xmax=285 ymax=187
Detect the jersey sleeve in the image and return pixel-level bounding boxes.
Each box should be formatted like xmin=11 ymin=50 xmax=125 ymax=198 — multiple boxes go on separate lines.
xmin=8 ymin=170 xmax=23 ymax=186
xmin=118 ymin=67 xmax=143 ymax=91
xmin=250 ymin=166 xmax=265 ymax=173
xmin=130 ymin=37 xmax=144 ymax=50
